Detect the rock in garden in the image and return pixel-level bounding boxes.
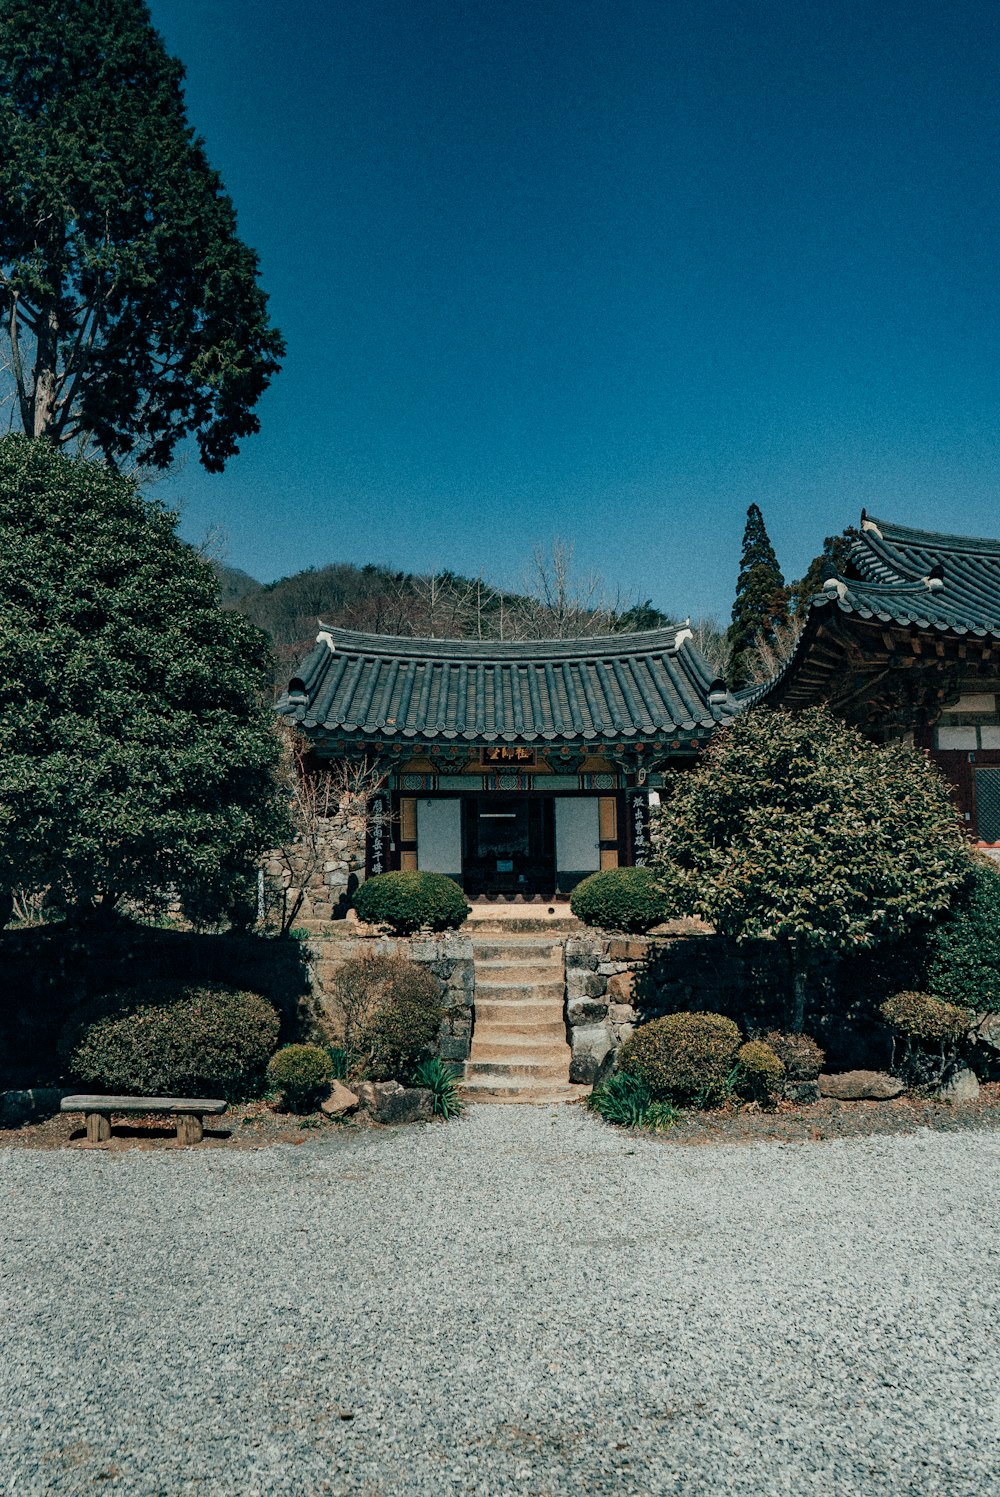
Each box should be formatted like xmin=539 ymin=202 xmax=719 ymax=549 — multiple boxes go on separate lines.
xmin=972 ymin=1013 xmax=1000 ymax=1054
xmin=783 ymin=1081 xmax=820 ymax=1105
xmin=938 ymin=1067 xmax=980 ymax=1104
xmin=819 ymin=1070 xmax=905 ymax=1101
xmin=320 ymin=1080 xmax=359 ymax=1116
xmin=357 ymin=1081 xmax=433 ymax=1125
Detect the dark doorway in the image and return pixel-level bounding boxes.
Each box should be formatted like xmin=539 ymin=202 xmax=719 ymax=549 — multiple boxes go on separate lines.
xmin=461 ymin=795 xmax=555 ymax=899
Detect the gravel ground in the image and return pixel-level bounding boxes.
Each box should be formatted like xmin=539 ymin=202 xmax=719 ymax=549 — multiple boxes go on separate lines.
xmin=2 ymin=1108 xmax=999 ymax=1496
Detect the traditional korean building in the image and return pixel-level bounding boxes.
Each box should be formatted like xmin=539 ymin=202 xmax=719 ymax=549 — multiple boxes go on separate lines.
xmin=757 ymin=513 xmax=1000 ymax=842
xmin=277 ymin=623 xmax=736 ymax=899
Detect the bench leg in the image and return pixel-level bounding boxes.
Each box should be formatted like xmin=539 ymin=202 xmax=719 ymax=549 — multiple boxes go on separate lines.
xmin=176 ymin=1113 xmax=203 ymax=1145
xmin=86 ymin=1112 xmax=111 ymax=1143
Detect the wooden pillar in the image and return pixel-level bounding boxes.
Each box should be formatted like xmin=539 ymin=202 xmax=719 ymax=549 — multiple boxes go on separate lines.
xmin=86 ymin=1112 xmax=111 ymax=1143
xmin=176 ymin=1113 xmax=204 ymax=1146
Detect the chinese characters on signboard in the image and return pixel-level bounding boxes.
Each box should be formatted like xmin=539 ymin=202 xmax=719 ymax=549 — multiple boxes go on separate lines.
xmin=629 ymin=791 xmax=650 ymax=866
xmin=366 ymin=791 xmax=390 ymax=877
xmin=480 ymin=746 xmax=537 ymax=766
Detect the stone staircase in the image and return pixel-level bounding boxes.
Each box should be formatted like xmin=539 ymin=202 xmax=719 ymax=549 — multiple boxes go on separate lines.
xmin=463 ymin=935 xmax=589 ymax=1104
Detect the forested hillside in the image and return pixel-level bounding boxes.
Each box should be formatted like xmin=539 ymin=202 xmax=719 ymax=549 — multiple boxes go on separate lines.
xmin=212 ymin=552 xmax=676 ymax=689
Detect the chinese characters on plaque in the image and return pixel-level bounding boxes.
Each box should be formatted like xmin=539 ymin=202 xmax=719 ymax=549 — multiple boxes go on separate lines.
xmin=480 ymin=747 xmax=537 ymax=767
xmin=366 ymin=791 xmax=390 ymax=877
xmin=629 ymin=791 xmax=650 ymax=866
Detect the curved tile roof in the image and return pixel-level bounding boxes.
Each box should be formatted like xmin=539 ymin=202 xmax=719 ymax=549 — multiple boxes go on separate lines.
xmin=277 ymin=625 xmax=737 ymax=745
xmin=835 ymin=516 xmax=1000 ymax=634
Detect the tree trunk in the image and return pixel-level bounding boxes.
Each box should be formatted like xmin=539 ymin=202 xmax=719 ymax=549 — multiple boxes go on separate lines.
xmin=31 ymin=302 xmax=60 ymax=439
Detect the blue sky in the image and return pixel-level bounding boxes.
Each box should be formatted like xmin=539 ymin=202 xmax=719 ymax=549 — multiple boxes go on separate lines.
xmin=149 ymin=0 xmax=1000 ymax=622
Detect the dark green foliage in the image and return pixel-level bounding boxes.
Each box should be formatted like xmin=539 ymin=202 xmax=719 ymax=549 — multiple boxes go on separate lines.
xmin=880 ymin=992 xmax=973 ymax=1043
xmin=326 ymin=1045 xmax=351 ymax=1080
xmin=586 ymin=1069 xmax=679 ymax=1131
xmin=354 ymin=872 xmax=470 ymax=935
xmin=332 ymin=954 xmax=445 ymax=1082
xmin=733 ymin=1039 xmax=784 ymax=1105
xmin=880 ymin=990 xmax=973 ymax=1089
xmin=267 ymin=1044 xmax=333 ymax=1113
xmin=570 ymin=866 xmax=683 ymax=933
xmin=927 ymin=861 xmax=1000 ymax=1013
xmin=0 ymin=439 xmax=289 ymax=919
xmin=652 ymin=706 xmax=970 ymax=1030
xmin=619 ymin=1012 xmax=742 ymax=1107
xmin=763 ymin=1030 xmax=825 ymax=1081
xmin=0 ymin=0 xmax=283 ymax=471
xmin=787 ymin=533 xmax=855 ymax=621
xmin=61 ymin=981 xmax=280 ymax=1097
xmin=411 ymin=1057 xmax=465 ymax=1119
xmin=727 ymin=504 xmax=788 ymax=689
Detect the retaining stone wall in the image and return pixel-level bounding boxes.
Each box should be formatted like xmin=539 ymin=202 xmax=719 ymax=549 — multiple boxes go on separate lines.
xmin=565 ymin=930 xmax=747 ymax=1083
xmin=306 ymin=933 xmax=476 ymax=1065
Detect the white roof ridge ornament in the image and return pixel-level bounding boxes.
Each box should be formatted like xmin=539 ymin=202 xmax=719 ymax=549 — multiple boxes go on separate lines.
xmin=673 ymin=618 xmax=694 ymax=647
xmin=317 ymin=630 xmax=337 ymax=652
xmin=860 ymin=509 xmax=883 ymax=538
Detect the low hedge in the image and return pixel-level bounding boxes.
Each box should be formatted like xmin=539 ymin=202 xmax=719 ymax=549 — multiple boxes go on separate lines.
xmin=569 ymin=866 xmax=681 ymax=933
xmin=734 ymin=1039 xmax=784 ymax=1105
xmin=880 ymin=991 xmax=973 ymax=1043
xmin=619 ymin=1011 xmax=741 ymax=1107
xmin=763 ymin=1030 xmax=825 ymax=1081
xmin=353 ymin=871 xmax=470 ymax=934
xmin=60 ymin=982 xmax=280 ymax=1098
xmin=332 ymin=954 xmax=445 ymax=1081
xmin=267 ymin=1044 xmax=332 ymax=1112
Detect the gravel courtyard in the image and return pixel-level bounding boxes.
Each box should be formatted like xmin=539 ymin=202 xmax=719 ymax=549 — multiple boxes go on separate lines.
xmin=2 ymin=1108 xmax=999 ymax=1497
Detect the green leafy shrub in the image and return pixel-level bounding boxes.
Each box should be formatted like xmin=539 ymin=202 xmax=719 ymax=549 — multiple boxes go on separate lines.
xmin=570 ymin=866 xmax=683 ymax=933
xmin=927 ymin=861 xmax=1000 ymax=1013
xmin=61 ymin=982 xmax=280 ymax=1098
xmin=326 ymin=1045 xmax=350 ymax=1080
xmin=586 ymin=1069 xmax=679 ymax=1131
xmin=734 ymin=1040 xmax=785 ymax=1105
xmin=880 ymin=992 xmax=973 ymax=1043
xmin=411 ymin=1057 xmax=465 ymax=1118
xmin=332 ymin=954 xmax=445 ymax=1081
xmin=267 ymin=1044 xmax=333 ymax=1112
xmin=880 ymin=991 xmax=974 ymax=1090
xmin=763 ymin=1030 xmax=825 ymax=1081
xmin=353 ymin=871 xmax=469 ymax=934
xmin=619 ymin=1011 xmax=742 ymax=1107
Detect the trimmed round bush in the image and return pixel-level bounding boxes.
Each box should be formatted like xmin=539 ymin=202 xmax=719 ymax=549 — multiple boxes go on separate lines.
xmin=619 ymin=1011 xmax=741 ymax=1107
xmin=763 ymin=1030 xmax=825 ymax=1081
xmin=570 ymin=866 xmax=682 ymax=933
xmin=267 ymin=1044 xmax=332 ymax=1112
xmin=734 ymin=1040 xmax=785 ymax=1105
xmin=880 ymin=991 xmax=974 ymax=1043
xmin=353 ymin=871 xmax=470 ymax=934
xmin=332 ymin=954 xmax=445 ymax=1081
xmin=928 ymin=861 xmax=1000 ymax=1013
xmin=61 ymin=982 xmax=280 ymax=1098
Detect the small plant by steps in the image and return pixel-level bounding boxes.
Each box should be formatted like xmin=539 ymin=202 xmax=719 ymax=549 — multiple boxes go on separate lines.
xmin=411 ymin=1058 xmax=465 ymax=1118
xmin=587 ymin=1071 xmax=679 ymax=1131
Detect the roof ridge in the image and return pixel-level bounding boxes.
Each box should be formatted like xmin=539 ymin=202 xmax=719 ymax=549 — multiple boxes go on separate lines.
xmin=866 ymin=515 xmax=1000 ymax=556
xmin=313 ymin=623 xmax=690 ymax=661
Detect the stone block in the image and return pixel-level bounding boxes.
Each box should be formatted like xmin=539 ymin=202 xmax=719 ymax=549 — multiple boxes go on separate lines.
xmin=609 ymin=1003 xmax=635 ymax=1024
xmin=321 ymin=1080 xmax=359 ymax=1116
xmin=939 ymin=1067 xmax=979 ymax=1104
xmin=0 ymin=1087 xmax=70 ymax=1128
xmin=607 ymin=973 xmax=634 ymax=1004
xmin=615 ymin=1023 xmax=635 ymax=1045
xmin=567 ymin=997 xmax=610 ymax=1025
xmin=566 ymin=971 xmax=607 ymax=1000
xmin=356 ymin=1081 xmax=433 ymax=1125
xmin=569 ymin=1024 xmax=616 ymax=1085
xmin=565 ymin=940 xmax=600 ymax=971
xmin=609 ymin=938 xmax=650 ymax=961
xmin=439 ymin=1033 xmax=471 ymax=1062
xmin=783 ymin=1081 xmax=820 ymax=1105
xmin=819 ymin=1071 xmax=905 ymax=1101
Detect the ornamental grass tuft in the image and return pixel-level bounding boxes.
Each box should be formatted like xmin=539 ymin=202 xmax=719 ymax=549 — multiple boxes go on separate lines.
xmin=410 ymin=1057 xmax=465 ymax=1118
xmin=586 ymin=1069 xmax=679 ymax=1131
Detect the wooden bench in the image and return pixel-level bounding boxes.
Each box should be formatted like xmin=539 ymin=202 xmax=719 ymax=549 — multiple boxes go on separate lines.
xmin=60 ymin=1095 xmax=227 ymax=1145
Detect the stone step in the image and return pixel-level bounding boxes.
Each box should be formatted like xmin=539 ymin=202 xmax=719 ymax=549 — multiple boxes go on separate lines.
xmin=461 ymin=1078 xmax=591 ymax=1104
xmin=471 ymin=940 xmax=566 ymax=961
xmin=476 ymin=979 xmax=564 ymax=1002
xmin=475 ymin=999 xmax=565 ymax=1025
xmin=470 ymin=1038 xmax=570 ymax=1065
xmin=466 ymin=1057 xmax=571 ymax=1081
xmin=469 ymin=1024 xmax=567 ymax=1047
xmin=474 ymin=960 xmax=564 ymax=979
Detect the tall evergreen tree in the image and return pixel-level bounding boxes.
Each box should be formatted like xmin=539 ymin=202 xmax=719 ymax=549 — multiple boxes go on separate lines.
xmin=0 ymin=0 xmax=284 ymax=472
xmin=727 ymin=504 xmax=788 ymax=688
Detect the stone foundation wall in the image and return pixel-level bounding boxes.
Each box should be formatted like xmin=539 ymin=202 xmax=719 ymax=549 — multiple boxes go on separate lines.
xmin=262 ymin=812 xmax=367 ymax=926
xmin=306 ymin=933 xmax=475 ymax=1065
